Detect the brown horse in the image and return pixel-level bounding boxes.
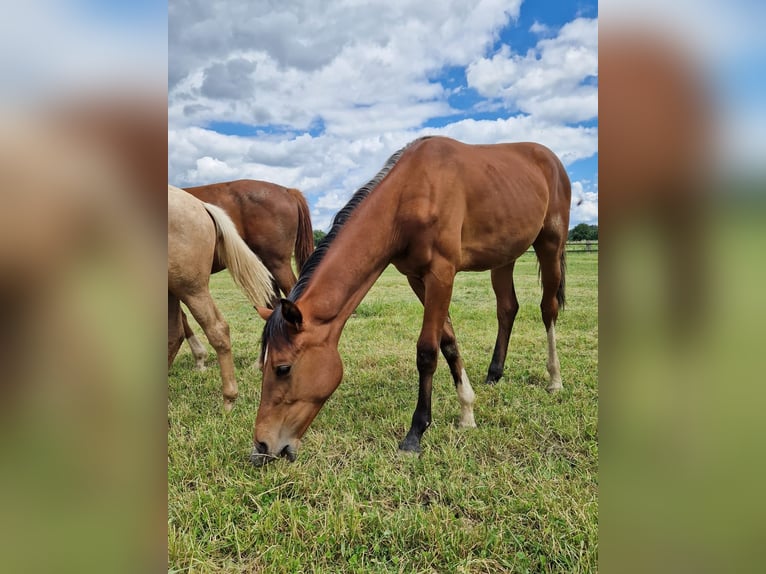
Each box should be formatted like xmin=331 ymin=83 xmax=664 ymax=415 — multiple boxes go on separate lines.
xmin=168 ymin=185 xmax=274 ymax=411
xmin=180 ymin=180 xmax=314 ymax=369
xmin=253 ymin=136 xmax=570 ymax=465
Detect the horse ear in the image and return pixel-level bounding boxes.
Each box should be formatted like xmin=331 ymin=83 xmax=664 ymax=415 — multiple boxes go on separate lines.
xmin=255 ymin=306 xmax=273 ymax=321
xmin=280 ymin=299 xmax=303 ymax=328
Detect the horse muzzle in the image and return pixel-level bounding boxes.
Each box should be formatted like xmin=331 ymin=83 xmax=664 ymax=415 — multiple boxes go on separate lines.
xmin=249 ymin=441 xmax=297 ymax=467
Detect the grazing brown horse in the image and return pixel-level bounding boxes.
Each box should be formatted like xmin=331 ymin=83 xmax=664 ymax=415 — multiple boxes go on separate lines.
xmin=180 ymin=180 xmax=314 ymax=369
xmin=168 ymin=185 xmax=274 ymax=411
xmin=252 ymin=136 xmax=570 ymax=465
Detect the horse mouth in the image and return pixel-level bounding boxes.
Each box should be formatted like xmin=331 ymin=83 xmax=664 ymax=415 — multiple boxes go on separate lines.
xmin=250 ymin=444 xmax=297 ymax=467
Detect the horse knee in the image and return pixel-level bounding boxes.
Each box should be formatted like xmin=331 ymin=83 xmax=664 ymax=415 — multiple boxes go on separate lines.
xmin=416 ymin=344 xmax=438 ymax=374
xmin=497 ymin=300 xmax=519 ymax=324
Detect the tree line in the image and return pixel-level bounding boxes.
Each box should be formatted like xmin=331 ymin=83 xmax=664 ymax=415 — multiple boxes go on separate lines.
xmin=567 ymin=223 xmax=598 ymax=241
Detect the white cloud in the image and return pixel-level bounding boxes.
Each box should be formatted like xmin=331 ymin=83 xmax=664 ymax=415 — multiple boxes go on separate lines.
xmin=169 ymin=2 xmax=599 ymax=230
xmin=169 ymin=0 xmax=523 ymax=134
xmin=569 ymin=181 xmax=599 ymax=225
xmin=530 ymin=21 xmax=551 ymax=35
xmin=466 ymin=17 xmax=598 ymax=123
xmin=170 ymin=113 xmax=597 ymax=231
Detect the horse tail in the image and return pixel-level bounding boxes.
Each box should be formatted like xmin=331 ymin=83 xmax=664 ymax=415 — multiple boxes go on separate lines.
xmin=286 ymin=187 xmax=314 ymax=273
xmin=202 ymin=202 xmax=275 ymax=307
xmin=556 ymin=157 xmax=570 ymax=312
xmin=557 ymin=250 xmax=566 ymax=310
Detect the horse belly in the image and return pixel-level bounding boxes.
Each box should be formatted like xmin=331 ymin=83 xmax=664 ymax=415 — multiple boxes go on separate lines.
xmin=458 ymin=210 xmax=545 ymax=271
xmin=459 ymin=236 xmax=534 ymax=271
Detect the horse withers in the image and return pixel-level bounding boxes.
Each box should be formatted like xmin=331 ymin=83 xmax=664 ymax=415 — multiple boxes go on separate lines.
xmin=253 ymin=136 xmax=570 ymax=465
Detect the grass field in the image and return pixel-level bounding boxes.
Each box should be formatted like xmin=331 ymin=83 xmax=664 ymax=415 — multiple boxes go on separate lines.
xmin=168 ymin=251 xmax=598 ymax=573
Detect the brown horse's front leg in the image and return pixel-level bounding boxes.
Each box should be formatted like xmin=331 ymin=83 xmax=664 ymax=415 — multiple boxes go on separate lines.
xmin=399 ymin=268 xmax=454 ymax=453
xmin=399 ymin=342 xmax=437 ymax=452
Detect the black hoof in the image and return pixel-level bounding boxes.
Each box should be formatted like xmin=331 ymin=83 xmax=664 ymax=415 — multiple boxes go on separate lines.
xmin=485 ymin=374 xmax=502 ymax=385
xmin=398 ymin=436 xmax=422 ymax=453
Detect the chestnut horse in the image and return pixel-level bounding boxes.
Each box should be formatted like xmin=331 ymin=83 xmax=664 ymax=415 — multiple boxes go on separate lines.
xmin=168 ymin=185 xmax=274 ymax=411
xmin=253 ymin=136 xmax=570 ymax=465
xmin=180 ymin=180 xmax=314 ymax=369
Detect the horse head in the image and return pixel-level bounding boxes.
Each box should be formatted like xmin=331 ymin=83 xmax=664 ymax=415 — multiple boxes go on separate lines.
xmin=251 ymin=299 xmax=343 ymax=466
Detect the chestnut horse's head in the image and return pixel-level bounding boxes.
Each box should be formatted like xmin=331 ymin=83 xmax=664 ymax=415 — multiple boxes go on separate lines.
xmin=251 ymin=299 xmax=342 ymax=466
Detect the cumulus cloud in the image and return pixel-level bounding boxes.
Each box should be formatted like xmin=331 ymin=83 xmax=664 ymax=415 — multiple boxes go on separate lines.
xmin=569 ymin=180 xmax=599 ymax=225
xmin=200 ymin=59 xmax=258 ymax=100
xmin=169 ymin=0 xmax=522 ymax=132
xmin=170 ymin=114 xmax=597 ymax=231
xmin=168 ymin=1 xmax=599 ymax=230
xmin=467 ymin=17 xmax=598 ymax=123
xmin=530 ymin=21 xmax=551 ymax=35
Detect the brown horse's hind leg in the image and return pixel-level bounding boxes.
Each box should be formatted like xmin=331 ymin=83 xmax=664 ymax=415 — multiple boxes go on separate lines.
xmin=533 ymin=240 xmax=565 ymax=392
xmin=269 ymin=260 xmax=298 ymax=299
xmin=486 ymin=262 xmax=519 ymax=385
xmin=168 ymin=293 xmax=184 ymax=368
xmin=440 ymin=317 xmax=477 ymax=428
xmin=182 ymin=309 xmax=208 ymax=370
xmin=406 ymin=276 xmax=476 ymax=428
xmin=183 ymin=291 xmax=238 ymax=411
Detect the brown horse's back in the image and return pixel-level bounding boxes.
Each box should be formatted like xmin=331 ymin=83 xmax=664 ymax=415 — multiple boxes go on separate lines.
xmin=385 ymin=138 xmax=570 ymax=273
xmin=184 ymin=180 xmax=296 ymax=247
xmin=184 ymin=180 xmax=313 ymax=293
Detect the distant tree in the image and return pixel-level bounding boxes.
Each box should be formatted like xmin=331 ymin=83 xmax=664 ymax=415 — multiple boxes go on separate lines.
xmin=313 ymin=229 xmax=327 ymax=247
xmin=568 ymin=223 xmax=598 ymax=241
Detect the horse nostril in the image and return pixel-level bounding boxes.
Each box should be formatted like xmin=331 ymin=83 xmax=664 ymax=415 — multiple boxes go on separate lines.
xmin=250 ymin=441 xmax=273 ymax=467
xmin=280 ymin=444 xmax=297 ymax=462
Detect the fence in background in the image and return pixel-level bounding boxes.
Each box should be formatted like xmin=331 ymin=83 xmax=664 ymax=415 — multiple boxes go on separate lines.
xmin=565 ymin=240 xmax=598 ymax=253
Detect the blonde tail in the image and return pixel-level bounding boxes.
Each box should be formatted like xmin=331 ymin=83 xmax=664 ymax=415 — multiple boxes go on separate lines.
xmin=202 ymin=202 xmax=274 ymax=306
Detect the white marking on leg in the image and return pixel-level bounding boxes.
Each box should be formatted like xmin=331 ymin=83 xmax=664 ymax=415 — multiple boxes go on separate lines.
xmin=187 ymin=335 xmax=208 ymax=370
xmin=457 ymin=368 xmax=477 ymax=428
xmin=546 ymin=324 xmax=563 ymax=392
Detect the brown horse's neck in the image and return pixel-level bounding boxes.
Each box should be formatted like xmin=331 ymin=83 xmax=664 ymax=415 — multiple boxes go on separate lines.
xmin=297 ymin=191 xmax=399 ymax=340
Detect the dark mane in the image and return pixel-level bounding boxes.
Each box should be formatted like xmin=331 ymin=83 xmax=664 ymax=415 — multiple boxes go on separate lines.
xmin=260 ymin=136 xmax=431 ymax=358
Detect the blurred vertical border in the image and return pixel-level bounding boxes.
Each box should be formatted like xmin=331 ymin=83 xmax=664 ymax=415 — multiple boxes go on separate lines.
xmin=4 ymin=1 xmax=765 ymax=571
xmin=600 ymin=1 xmax=766 ymax=572
xmin=0 ymin=2 xmax=167 ymax=573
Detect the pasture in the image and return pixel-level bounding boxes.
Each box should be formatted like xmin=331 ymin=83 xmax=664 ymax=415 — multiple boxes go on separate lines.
xmin=168 ymin=251 xmax=598 ymax=573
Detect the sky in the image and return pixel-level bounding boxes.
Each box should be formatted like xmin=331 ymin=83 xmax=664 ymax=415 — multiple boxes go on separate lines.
xmin=169 ymin=0 xmax=599 ymax=231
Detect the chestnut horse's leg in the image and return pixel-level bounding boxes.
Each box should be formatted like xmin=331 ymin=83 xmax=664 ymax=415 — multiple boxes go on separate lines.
xmin=485 ymin=262 xmax=519 ymax=385
xmin=400 ymin=267 xmax=456 ymax=453
xmin=168 ymin=293 xmax=184 ymax=368
xmin=183 ymin=290 xmax=238 ymax=411
xmin=181 ymin=309 xmax=208 ymax=371
xmin=406 ymin=276 xmax=476 ymax=428
xmin=533 ymin=240 xmax=565 ymax=392
xmin=269 ymin=259 xmax=298 ymax=299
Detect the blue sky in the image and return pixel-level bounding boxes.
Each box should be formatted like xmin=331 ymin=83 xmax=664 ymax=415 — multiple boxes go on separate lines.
xmin=169 ymin=1 xmax=599 ymax=230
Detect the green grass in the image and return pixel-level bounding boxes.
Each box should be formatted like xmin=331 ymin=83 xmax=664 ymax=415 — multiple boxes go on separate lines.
xmin=168 ymin=252 xmax=598 ymax=573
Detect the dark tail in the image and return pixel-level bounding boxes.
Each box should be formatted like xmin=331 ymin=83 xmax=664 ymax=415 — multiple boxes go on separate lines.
xmin=557 ymin=250 xmax=566 ymax=310
xmin=286 ymin=187 xmax=314 ymax=273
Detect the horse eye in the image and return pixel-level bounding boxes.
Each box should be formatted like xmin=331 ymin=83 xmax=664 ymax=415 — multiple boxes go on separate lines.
xmin=275 ymin=364 xmax=291 ymax=377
